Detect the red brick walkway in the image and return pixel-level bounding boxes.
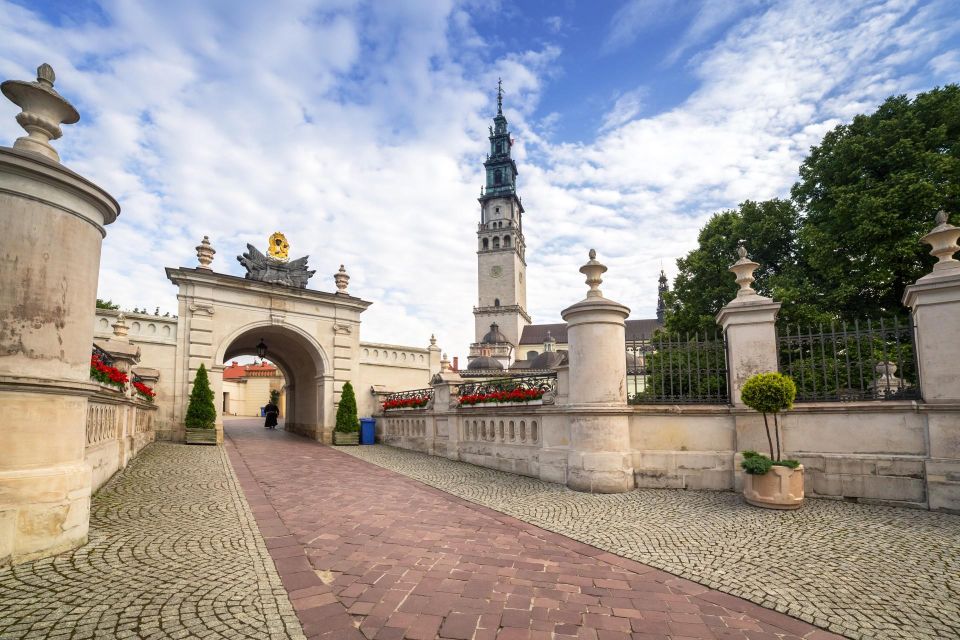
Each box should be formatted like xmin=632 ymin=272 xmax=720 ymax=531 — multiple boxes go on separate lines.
xmin=224 ymin=419 xmax=839 ymax=640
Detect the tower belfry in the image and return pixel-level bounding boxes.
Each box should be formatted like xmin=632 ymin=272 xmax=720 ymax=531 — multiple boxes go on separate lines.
xmin=470 ymin=80 xmax=530 ymax=365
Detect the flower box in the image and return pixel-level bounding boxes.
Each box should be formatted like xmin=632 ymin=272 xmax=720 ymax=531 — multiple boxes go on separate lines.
xmin=185 ymin=428 xmax=217 ymax=445
xmin=333 ymin=431 xmax=360 ymax=446
xmin=461 ymin=399 xmax=543 ymax=408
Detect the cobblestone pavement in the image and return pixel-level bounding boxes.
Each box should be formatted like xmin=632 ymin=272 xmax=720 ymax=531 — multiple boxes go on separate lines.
xmin=0 ymin=442 xmax=305 ymax=640
xmin=225 ymin=419 xmax=838 ymax=640
xmin=336 ymin=443 xmax=960 ymax=640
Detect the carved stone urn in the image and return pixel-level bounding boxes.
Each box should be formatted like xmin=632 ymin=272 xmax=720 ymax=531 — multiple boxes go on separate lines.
xmin=743 ymin=465 xmax=805 ymax=510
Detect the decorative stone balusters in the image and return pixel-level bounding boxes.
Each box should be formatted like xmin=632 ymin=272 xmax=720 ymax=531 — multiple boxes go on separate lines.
xmin=334 ymin=264 xmax=350 ymax=294
xmin=715 ymin=243 xmax=781 ymax=406
xmin=195 ymin=236 xmax=215 ymax=270
xmin=560 ymin=250 xmax=635 ymax=493
xmin=0 ymin=64 xmax=120 ymax=565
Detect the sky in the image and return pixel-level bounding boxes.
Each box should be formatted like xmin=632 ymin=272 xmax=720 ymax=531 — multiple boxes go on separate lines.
xmin=1 ymin=0 xmax=957 ymax=361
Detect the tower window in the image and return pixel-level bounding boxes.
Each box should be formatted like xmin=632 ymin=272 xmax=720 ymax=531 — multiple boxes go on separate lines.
xmin=495 ymin=207 xmax=500 ymax=213
xmin=503 ymin=236 xmax=511 ymax=247
xmin=494 ymin=298 xmax=500 ymax=307
xmin=496 ymin=141 xmax=503 ymax=153
xmin=494 ymin=169 xmax=502 ymax=185
xmin=493 ymin=237 xmax=500 ymax=249
xmin=482 ymin=238 xmax=489 ymax=250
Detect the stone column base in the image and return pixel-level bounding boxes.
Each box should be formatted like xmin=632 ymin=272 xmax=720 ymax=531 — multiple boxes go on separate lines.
xmin=0 ymin=461 xmax=91 ymax=566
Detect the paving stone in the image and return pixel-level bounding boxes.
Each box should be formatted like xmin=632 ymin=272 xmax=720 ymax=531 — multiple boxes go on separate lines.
xmin=224 ymin=420 xmax=837 ymax=640
xmin=0 ymin=442 xmax=305 ymax=640
xmin=335 ymin=435 xmax=960 ymax=640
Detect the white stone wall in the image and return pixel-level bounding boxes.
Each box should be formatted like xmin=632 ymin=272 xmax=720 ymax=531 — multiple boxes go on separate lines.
xmin=357 ymin=342 xmax=437 ymax=418
xmin=94 ymin=310 xmax=178 ymax=439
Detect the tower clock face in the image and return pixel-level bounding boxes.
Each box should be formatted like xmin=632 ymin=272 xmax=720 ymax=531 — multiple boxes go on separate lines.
xmin=490 ymin=266 xmax=503 ymax=278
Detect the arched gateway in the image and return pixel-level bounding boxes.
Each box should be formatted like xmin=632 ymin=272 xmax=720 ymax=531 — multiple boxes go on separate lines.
xmin=165 ymin=236 xmax=371 ymax=444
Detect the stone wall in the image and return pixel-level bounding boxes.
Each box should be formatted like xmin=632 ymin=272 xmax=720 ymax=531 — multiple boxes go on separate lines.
xmin=85 ymin=388 xmax=158 ymax=491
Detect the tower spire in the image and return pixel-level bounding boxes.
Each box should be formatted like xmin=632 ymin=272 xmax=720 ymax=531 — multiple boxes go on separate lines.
xmin=656 ymin=269 xmax=669 ymax=323
xmin=497 ymin=77 xmax=503 ymax=115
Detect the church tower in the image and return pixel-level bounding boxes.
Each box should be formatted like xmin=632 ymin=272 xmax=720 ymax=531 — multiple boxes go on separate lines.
xmin=472 ymin=81 xmax=531 ymax=354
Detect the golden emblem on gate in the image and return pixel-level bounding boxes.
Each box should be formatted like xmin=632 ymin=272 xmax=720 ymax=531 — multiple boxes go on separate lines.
xmin=267 ymin=232 xmax=290 ymax=262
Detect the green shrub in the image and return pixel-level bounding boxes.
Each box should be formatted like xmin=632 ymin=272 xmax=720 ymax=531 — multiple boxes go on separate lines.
xmin=185 ymin=363 xmax=216 ymax=429
xmin=773 ymin=459 xmax=801 ymax=469
xmin=335 ymin=381 xmax=360 ymax=433
xmin=740 ymin=372 xmax=797 ymax=462
xmin=741 ymin=454 xmax=773 ymax=475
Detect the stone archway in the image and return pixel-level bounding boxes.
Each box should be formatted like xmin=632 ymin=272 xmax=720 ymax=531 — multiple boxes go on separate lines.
xmin=166 ymin=265 xmax=371 ymax=444
xmin=218 ymin=323 xmax=328 ymax=438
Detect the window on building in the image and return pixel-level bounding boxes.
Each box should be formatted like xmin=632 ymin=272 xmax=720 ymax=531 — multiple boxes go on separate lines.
xmin=496 ymin=141 xmax=503 ymax=153
xmin=494 ymin=298 xmax=500 ymax=307
xmin=503 ymin=236 xmax=511 ymax=247
xmin=494 ymin=169 xmax=502 ymax=185
xmin=482 ymin=238 xmax=489 ymax=250
xmin=493 ymin=237 xmax=500 ymax=249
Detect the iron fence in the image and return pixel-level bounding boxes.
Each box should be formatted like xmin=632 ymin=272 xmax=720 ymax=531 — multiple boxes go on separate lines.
xmin=92 ymin=344 xmax=114 ymax=366
xmin=628 ymin=332 xmax=729 ymax=404
xmin=777 ymin=317 xmax=920 ymax=402
xmin=382 ymin=387 xmax=434 ymax=410
xmin=458 ymin=373 xmax=557 ymax=402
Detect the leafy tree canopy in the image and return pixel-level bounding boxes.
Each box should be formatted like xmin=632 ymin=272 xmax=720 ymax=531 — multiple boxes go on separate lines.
xmin=664 ymin=85 xmax=959 ymax=331
xmin=96 ymin=298 xmax=120 ymax=309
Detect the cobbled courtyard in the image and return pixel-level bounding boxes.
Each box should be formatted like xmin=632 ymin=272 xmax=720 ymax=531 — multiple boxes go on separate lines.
xmin=338 ymin=444 xmax=960 ymax=640
xmin=0 ymin=443 xmax=305 ymax=640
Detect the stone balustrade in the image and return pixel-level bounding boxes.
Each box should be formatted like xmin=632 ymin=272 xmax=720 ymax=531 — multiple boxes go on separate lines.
xmin=85 ymin=389 xmax=158 ymax=492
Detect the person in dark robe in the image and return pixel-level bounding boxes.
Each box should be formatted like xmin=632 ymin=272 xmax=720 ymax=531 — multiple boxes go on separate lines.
xmin=264 ymin=401 xmax=279 ymax=429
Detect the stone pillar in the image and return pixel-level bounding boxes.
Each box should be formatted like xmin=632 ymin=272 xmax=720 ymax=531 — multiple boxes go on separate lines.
xmin=903 ymin=211 xmax=960 ymax=512
xmin=715 ymin=245 xmax=781 ymax=406
xmin=561 ymin=250 xmax=634 ymax=493
xmin=0 ymin=64 xmax=120 ymax=565
xmin=427 ymin=335 xmax=442 ymax=377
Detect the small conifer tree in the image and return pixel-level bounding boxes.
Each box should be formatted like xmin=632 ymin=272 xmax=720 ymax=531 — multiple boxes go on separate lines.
xmin=269 ymin=388 xmax=280 ymax=405
xmin=185 ymin=363 xmax=217 ymax=429
xmin=335 ymin=381 xmax=359 ymax=433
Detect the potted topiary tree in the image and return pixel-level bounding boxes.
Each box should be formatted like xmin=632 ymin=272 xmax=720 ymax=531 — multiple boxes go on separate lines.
xmin=333 ymin=381 xmax=360 ymax=445
xmin=739 ymin=372 xmax=803 ymax=509
xmin=185 ymin=363 xmax=217 ymax=445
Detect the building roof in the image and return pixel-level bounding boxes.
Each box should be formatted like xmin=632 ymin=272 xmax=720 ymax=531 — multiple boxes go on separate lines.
xmin=223 ymin=361 xmax=280 ymax=380
xmin=467 ymin=355 xmax=504 ymax=371
xmin=482 ymin=323 xmax=510 ymax=344
xmin=519 ymin=318 xmax=662 ymax=345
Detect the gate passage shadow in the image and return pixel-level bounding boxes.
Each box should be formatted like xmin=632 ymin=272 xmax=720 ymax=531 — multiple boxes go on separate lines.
xmin=222 ymin=417 xmax=833 ymax=640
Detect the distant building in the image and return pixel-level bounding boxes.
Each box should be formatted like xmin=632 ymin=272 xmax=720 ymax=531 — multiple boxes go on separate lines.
xmin=465 ymin=88 xmax=667 ymax=376
xmin=222 ymin=361 xmax=285 ymax=417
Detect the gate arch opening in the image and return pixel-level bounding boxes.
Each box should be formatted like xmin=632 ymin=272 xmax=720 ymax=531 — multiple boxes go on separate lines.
xmin=218 ymin=323 xmax=328 ymax=440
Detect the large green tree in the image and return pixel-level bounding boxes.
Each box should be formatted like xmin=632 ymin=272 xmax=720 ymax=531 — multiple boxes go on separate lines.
xmin=664 ymin=199 xmax=802 ymax=335
xmin=791 ymin=85 xmax=959 ymax=319
xmin=665 ymin=85 xmax=959 ymax=331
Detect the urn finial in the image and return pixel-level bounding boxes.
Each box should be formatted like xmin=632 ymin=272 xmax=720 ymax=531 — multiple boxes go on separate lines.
xmin=579 ymin=249 xmax=607 ymax=298
xmin=729 ymin=243 xmax=762 ymax=299
xmin=921 ymin=210 xmax=960 ymax=272
xmin=1 ymin=63 xmax=80 ymax=162
xmin=196 ymin=236 xmax=216 ymax=270
xmin=334 ymin=264 xmax=350 ymax=294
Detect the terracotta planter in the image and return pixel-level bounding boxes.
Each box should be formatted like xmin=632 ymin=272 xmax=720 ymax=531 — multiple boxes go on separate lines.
xmin=333 ymin=431 xmax=360 ymax=446
xmin=743 ymin=464 xmax=804 ymax=510
xmin=185 ymin=428 xmax=217 ymax=445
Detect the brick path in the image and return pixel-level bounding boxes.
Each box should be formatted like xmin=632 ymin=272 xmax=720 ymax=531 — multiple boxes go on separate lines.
xmin=225 ymin=419 xmax=839 ymax=640
xmin=0 ymin=442 xmax=304 ymax=640
xmin=338 ymin=441 xmax=960 ymax=640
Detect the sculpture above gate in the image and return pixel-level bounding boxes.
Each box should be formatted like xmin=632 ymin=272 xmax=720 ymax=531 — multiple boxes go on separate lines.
xmin=237 ymin=233 xmax=315 ymax=288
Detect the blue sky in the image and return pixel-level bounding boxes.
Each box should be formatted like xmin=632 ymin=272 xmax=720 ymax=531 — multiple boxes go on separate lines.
xmin=1 ymin=0 xmax=958 ymax=359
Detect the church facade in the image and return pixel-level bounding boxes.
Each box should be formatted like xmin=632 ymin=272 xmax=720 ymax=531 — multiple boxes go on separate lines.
xmin=466 ymin=89 xmax=666 ymax=374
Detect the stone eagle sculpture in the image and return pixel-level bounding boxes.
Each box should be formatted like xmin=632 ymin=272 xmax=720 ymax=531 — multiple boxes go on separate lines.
xmin=237 ymin=244 xmax=316 ymax=289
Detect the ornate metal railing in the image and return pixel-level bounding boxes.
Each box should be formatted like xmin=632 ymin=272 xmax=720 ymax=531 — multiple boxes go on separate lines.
xmin=382 ymin=387 xmax=434 ymax=410
xmin=628 ymin=332 xmax=729 ymax=404
xmin=458 ymin=373 xmax=556 ymax=405
xmin=778 ymin=317 xmax=920 ymax=402
xmin=92 ymin=344 xmax=114 ymax=365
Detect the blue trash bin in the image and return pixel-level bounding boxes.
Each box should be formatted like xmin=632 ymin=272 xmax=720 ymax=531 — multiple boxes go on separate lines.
xmin=360 ymin=418 xmax=376 ymax=445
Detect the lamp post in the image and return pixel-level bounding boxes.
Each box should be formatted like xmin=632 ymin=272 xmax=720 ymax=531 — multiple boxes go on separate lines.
xmin=256 ymin=338 xmax=267 ymax=360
